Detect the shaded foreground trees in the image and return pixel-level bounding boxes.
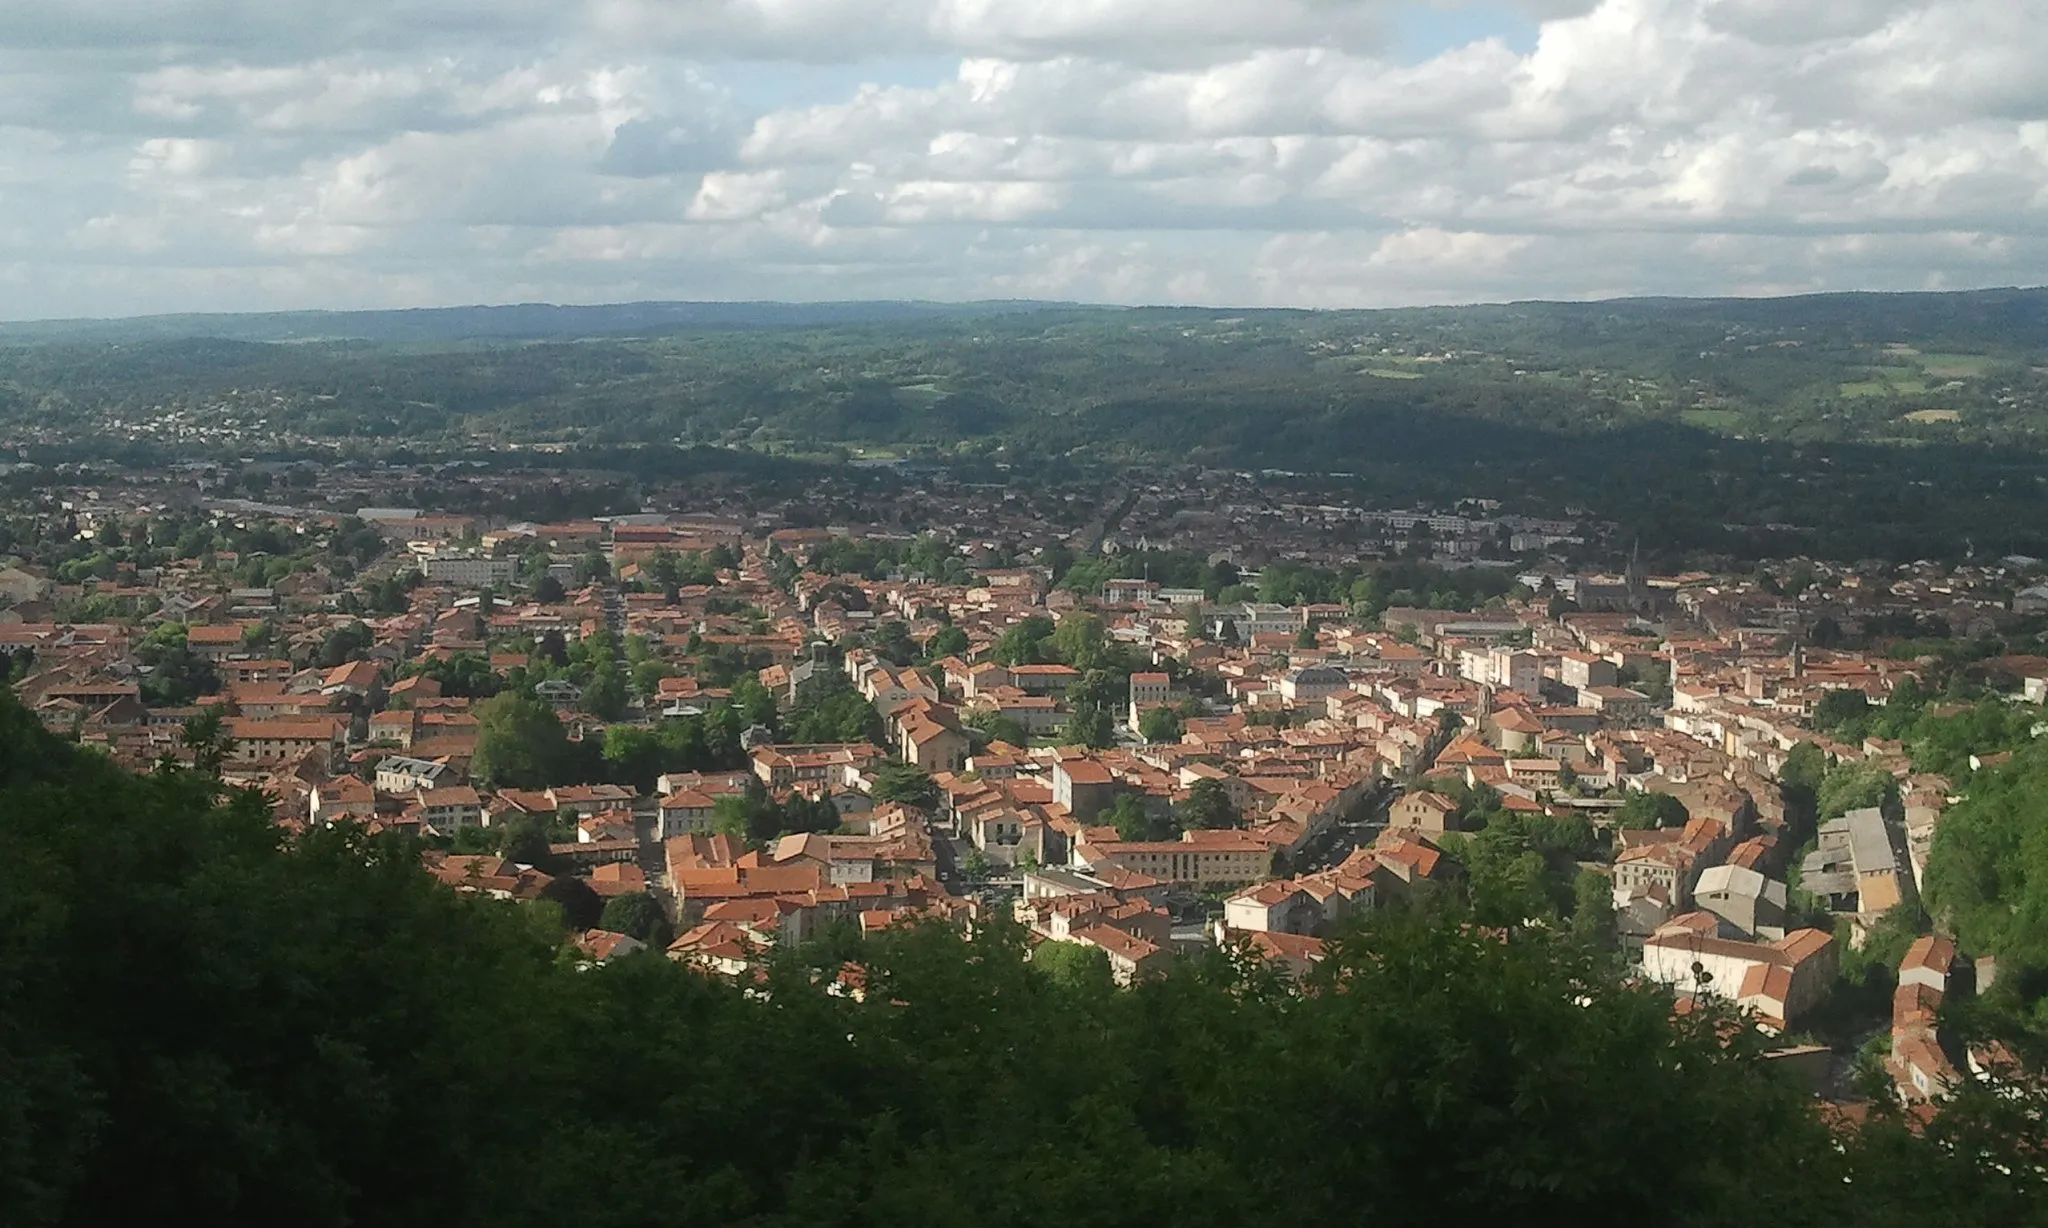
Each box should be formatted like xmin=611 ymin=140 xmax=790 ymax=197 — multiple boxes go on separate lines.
xmin=0 ymin=691 xmax=2042 ymax=1228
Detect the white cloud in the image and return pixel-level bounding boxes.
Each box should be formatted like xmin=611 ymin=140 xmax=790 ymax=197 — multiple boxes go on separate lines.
xmin=0 ymin=0 xmax=2044 ymax=317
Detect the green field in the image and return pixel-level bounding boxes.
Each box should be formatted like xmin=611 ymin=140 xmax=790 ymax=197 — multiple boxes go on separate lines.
xmin=1363 ymin=368 xmax=1425 ymax=380
xmin=1916 ymin=353 xmax=1998 ymax=378
xmin=1681 ymin=408 xmax=1744 ymax=430
xmin=1840 ymin=376 xmax=1931 ymax=398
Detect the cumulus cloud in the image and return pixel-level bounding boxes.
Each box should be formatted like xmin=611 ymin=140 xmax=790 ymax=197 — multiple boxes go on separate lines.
xmin=0 ymin=0 xmax=2043 ymax=317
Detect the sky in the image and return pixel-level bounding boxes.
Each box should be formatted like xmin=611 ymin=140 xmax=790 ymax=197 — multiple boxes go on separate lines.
xmin=1 ymin=0 xmax=2045 ymax=319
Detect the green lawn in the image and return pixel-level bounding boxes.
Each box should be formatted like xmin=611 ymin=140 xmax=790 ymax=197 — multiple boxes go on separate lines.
xmin=1840 ymin=376 xmax=1930 ymax=398
xmin=1681 ymin=408 xmax=1744 ymax=430
xmin=1915 ymin=353 xmax=1997 ymax=378
xmin=1363 ymin=368 xmax=1425 ymax=380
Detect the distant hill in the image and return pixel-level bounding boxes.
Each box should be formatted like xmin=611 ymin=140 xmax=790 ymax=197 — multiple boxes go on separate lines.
xmin=0 ymin=298 xmax=1071 ymax=344
xmin=5 ymin=286 xmax=2048 ymax=560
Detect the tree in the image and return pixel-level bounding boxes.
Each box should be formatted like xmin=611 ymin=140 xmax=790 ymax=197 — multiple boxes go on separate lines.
xmin=581 ymin=665 xmax=629 ymax=721
xmin=1817 ymin=760 xmax=1898 ymax=821
xmin=471 ymin=693 xmax=570 ymax=789
xmin=966 ymin=709 xmax=1029 ymax=748
xmin=1029 ymin=941 xmax=1113 ymax=991
xmin=873 ymin=761 xmax=941 ymax=810
xmin=496 ymin=814 xmax=560 ymax=871
xmin=1049 ymin=613 xmax=1108 ymax=671
xmin=1062 ymin=704 xmax=1115 ymax=750
xmin=2 ymin=687 xmax=2036 ymax=1228
xmin=926 ymin=625 xmax=970 ymax=661
xmin=1139 ymin=705 xmax=1185 ymax=745
xmin=1616 ymin=790 xmax=1690 ymax=830
xmin=1812 ymin=687 xmax=1872 ymax=734
xmin=1105 ymin=793 xmax=1166 ymax=842
xmin=599 ymin=892 xmax=672 ymax=948
xmin=990 ymin=615 xmax=1055 ymax=666
xmin=538 ymin=875 xmax=604 ymax=932
xmin=1179 ymin=778 xmax=1239 ymax=830
xmin=1571 ymin=868 xmax=1618 ymax=949
xmin=178 ymin=706 xmax=235 ymax=778
xmin=532 ymin=573 xmax=566 ymax=603
xmin=315 ymin=620 xmax=374 ymax=670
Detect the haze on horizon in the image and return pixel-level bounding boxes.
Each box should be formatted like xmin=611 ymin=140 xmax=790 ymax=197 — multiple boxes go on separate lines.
xmin=2 ymin=0 xmax=2044 ymax=321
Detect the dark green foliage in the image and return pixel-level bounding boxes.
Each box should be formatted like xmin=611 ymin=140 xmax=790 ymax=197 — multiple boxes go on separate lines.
xmin=600 ymin=713 xmax=745 ymax=793
xmin=470 ymin=694 xmax=572 ymax=790
xmin=598 ymin=893 xmax=672 ymax=948
xmin=784 ymin=673 xmax=883 ymax=745
xmin=990 ymin=615 xmax=1056 ymax=667
xmin=399 ymin=652 xmax=501 ymax=700
xmin=0 ymin=680 xmax=2043 ymax=1227
xmin=1139 ymin=705 xmax=1184 ymax=745
xmin=964 ymin=709 xmax=1028 ymax=748
xmin=924 ymin=625 xmax=970 ymax=661
xmin=1615 ymin=790 xmax=1690 ymax=830
xmin=1816 ymin=761 xmax=1898 ymax=821
xmin=1105 ymin=794 xmax=1175 ymax=842
xmin=135 ymin=623 xmax=219 ymax=707
xmin=712 ymin=779 xmax=842 ymax=844
xmin=1177 ymin=778 xmax=1237 ymax=830
xmin=871 ymin=761 xmax=940 ymax=810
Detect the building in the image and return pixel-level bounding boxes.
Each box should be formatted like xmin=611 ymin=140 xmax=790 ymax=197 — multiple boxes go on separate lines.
xmin=1801 ymin=807 xmax=1905 ymax=918
xmin=1388 ymin=789 xmax=1460 ymax=836
xmin=1691 ymin=863 xmax=1789 ymax=940
xmin=418 ymin=552 xmax=518 ymax=589
xmin=1277 ymin=666 xmax=1349 ymax=706
xmin=1052 ymin=758 xmax=1119 ymax=821
xmin=1077 ymin=829 xmax=1273 ymax=891
xmin=227 ymin=717 xmax=345 ymax=771
xmin=1640 ymin=925 xmax=1838 ymax=1031
xmin=659 ymin=789 xmax=720 ymax=838
xmin=375 ymin=754 xmax=457 ymax=794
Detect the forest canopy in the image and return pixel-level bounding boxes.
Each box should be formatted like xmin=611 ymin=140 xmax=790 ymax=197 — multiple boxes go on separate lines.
xmin=1 ymin=690 xmax=2045 ymax=1227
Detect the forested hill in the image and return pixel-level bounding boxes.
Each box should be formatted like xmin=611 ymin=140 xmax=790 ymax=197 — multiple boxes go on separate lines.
xmin=1 ymin=688 xmax=2044 ymax=1228
xmin=8 ymin=287 xmax=2048 ymax=559
xmin=0 ymin=299 xmax=1064 ymax=345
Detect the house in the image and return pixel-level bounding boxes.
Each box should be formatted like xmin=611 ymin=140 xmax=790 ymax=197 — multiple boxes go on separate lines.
xmin=1006 ymin=663 xmax=1081 ymax=697
xmin=1278 ymin=666 xmax=1349 ymax=706
xmin=1065 ymin=924 xmax=1171 ymax=986
xmin=228 ymin=717 xmax=345 ymax=771
xmin=1388 ymin=789 xmax=1461 ymax=836
xmin=1613 ymin=841 xmax=1701 ymax=911
xmin=0 ymin=565 xmax=49 ymax=605
xmin=1640 ymin=925 xmax=1837 ymax=1031
xmin=185 ymin=624 xmax=250 ymax=662
xmin=368 ymin=709 xmax=418 ymax=749
xmin=1898 ymin=935 xmax=1958 ymax=994
xmin=374 ymin=754 xmax=457 ymax=794
xmin=898 ymin=708 xmax=970 ymax=775
xmin=1800 ymin=807 xmax=1904 ymax=918
xmin=575 ymin=930 xmax=647 ymax=964
xmin=1691 ymin=863 xmax=1789 ymax=940
xmin=1076 ymin=829 xmax=1273 ymax=891
xmin=310 ymin=775 xmax=377 ymax=826
xmin=1052 ymin=758 xmax=1119 ymax=821
xmin=659 ymin=789 xmax=720 ymax=838
xmin=1128 ymin=671 xmax=1171 ymax=721
xmin=414 ymin=786 xmax=485 ymax=833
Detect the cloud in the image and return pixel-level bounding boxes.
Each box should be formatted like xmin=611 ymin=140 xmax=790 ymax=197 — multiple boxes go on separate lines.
xmin=0 ymin=0 xmax=2044 ymax=317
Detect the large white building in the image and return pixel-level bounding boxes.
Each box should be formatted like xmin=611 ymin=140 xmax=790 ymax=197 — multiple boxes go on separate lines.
xmin=418 ymin=552 xmax=517 ymax=589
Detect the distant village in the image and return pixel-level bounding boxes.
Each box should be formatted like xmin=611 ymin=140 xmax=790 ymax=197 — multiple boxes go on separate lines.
xmin=7 ymin=458 xmax=2047 ymax=1116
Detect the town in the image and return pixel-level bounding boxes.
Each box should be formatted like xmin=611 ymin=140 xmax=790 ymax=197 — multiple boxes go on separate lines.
xmin=6 ymin=453 xmax=2045 ymax=1118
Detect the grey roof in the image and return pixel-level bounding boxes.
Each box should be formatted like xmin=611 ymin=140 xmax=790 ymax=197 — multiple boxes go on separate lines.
xmin=1843 ymin=807 xmax=1898 ymax=874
